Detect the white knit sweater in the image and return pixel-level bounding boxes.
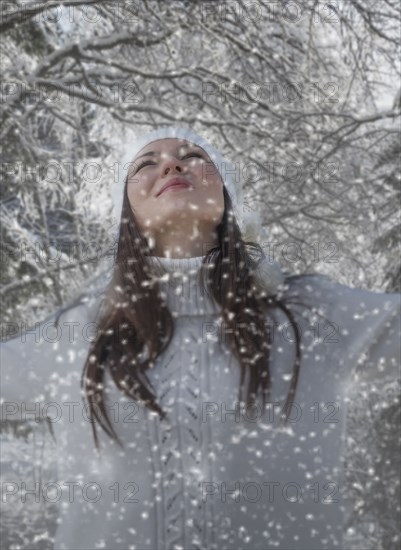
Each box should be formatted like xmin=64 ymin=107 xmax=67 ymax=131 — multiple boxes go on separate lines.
xmin=1 ymin=255 xmax=400 ymax=550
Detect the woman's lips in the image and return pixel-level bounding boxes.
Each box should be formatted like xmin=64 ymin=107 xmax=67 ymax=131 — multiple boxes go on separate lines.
xmin=156 ymin=177 xmax=192 ymax=197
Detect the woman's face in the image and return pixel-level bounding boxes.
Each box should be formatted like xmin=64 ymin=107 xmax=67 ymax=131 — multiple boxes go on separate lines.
xmin=126 ymin=138 xmax=225 ymax=236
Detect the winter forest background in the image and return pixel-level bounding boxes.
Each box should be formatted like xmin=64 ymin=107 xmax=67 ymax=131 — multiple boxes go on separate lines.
xmin=0 ymin=1 xmax=400 ymax=549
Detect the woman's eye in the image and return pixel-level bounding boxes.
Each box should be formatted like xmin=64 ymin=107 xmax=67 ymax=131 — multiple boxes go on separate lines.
xmin=133 ymin=152 xmax=203 ymax=174
xmin=183 ymin=152 xmax=203 ymax=160
xmin=134 ymin=160 xmax=155 ymax=173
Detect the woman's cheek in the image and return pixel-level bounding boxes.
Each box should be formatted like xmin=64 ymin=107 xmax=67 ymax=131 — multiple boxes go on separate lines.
xmin=195 ymin=166 xmax=220 ymax=189
xmin=201 ymin=162 xmax=223 ymax=187
xmin=128 ymin=181 xmax=149 ymax=204
xmin=127 ymin=185 xmax=137 ymax=206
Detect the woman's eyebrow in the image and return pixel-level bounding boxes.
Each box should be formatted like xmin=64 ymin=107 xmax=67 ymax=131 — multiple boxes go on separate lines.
xmin=135 ymin=151 xmax=156 ymax=161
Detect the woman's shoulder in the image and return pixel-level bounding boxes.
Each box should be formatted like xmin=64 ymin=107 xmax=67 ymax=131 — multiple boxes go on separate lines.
xmin=281 ymin=271 xmax=400 ymax=355
xmin=51 ymin=264 xmax=112 ymax=329
xmin=53 ymin=289 xmax=106 ymax=326
xmin=282 ymin=271 xmax=400 ymax=309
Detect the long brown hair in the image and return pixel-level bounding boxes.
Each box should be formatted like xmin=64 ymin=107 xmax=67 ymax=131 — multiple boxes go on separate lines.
xmin=81 ymin=180 xmax=308 ymax=451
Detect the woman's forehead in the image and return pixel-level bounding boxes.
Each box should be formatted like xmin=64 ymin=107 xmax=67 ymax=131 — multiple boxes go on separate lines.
xmin=133 ymin=138 xmax=205 ymax=159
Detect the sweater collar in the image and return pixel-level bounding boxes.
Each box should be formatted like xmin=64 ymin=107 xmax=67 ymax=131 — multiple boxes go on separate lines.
xmin=87 ymin=254 xmax=285 ymax=318
xmin=147 ymin=255 xmax=221 ymax=317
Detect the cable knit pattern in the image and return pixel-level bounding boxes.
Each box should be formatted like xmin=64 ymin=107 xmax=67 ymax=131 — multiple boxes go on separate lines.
xmin=145 ymin=255 xmax=220 ymax=549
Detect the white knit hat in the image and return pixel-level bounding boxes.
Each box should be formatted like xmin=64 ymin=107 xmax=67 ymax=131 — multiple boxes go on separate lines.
xmin=102 ymin=126 xmax=285 ymax=296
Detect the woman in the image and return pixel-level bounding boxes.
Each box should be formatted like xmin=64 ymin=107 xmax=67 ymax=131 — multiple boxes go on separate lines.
xmin=1 ymin=126 xmax=400 ymax=550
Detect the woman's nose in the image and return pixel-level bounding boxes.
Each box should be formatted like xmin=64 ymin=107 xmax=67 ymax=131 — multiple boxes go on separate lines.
xmin=160 ymin=155 xmax=184 ymax=176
